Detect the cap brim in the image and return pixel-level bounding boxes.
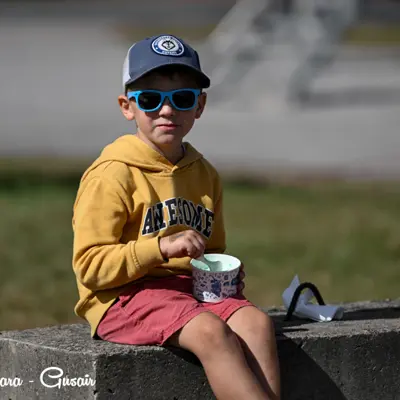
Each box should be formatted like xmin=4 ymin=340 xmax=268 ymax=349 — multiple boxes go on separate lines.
xmin=125 ymin=62 xmax=210 ymax=89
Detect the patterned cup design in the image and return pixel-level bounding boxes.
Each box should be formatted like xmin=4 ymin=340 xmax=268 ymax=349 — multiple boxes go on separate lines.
xmin=191 ymin=254 xmax=241 ymax=303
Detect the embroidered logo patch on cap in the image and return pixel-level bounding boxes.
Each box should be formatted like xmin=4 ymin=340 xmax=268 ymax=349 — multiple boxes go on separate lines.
xmin=151 ymin=35 xmax=184 ymax=56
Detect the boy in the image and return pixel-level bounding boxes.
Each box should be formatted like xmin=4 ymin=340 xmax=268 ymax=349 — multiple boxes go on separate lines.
xmin=72 ymin=34 xmax=280 ymax=400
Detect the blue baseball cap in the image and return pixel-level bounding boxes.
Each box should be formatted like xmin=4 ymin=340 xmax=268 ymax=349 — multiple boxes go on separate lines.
xmin=122 ymin=34 xmax=210 ymax=90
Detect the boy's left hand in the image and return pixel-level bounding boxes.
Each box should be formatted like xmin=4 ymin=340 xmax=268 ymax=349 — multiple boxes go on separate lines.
xmin=237 ymin=264 xmax=245 ymax=295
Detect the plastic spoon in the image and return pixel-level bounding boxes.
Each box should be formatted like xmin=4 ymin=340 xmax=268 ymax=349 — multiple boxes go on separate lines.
xmin=197 ymin=255 xmax=224 ymax=272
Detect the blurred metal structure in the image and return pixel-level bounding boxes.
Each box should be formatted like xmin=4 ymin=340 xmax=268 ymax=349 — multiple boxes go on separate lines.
xmin=202 ymin=0 xmax=359 ymax=107
xmin=287 ymin=0 xmax=359 ymax=102
xmin=200 ymin=0 xmax=274 ymax=104
xmin=201 ymin=0 xmax=272 ymax=87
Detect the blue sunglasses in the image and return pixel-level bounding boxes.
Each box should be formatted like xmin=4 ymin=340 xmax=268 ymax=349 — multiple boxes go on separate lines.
xmin=127 ymin=88 xmax=201 ymax=112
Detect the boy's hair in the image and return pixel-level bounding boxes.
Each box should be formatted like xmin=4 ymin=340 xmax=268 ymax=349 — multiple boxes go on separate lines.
xmin=125 ymin=65 xmax=204 ymax=95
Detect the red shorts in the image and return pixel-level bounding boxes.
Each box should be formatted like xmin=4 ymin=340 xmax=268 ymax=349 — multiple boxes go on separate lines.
xmin=96 ymin=275 xmax=254 ymax=346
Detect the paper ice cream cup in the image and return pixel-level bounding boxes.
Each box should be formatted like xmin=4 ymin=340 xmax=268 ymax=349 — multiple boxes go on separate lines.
xmin=190 ymin=254 xmax=241 ymax=303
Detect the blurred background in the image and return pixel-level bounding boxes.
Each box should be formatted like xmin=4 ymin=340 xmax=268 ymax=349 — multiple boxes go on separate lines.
xmin=1 ymin=0 xmax=400 ymax=331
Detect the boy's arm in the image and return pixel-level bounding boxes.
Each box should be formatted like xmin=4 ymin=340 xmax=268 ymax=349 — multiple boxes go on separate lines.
xmin=205 ymin=175 xmax=226 ymax=254
xmin=72 ymin=177 xmax=165 ymax=291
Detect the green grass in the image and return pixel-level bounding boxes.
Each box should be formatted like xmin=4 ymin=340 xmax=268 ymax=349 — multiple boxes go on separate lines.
xmin=113 ymin=22 xmax=400 ymax=47
xmin=114 ymin=22 xmax=400 ymax=47
xmin=223 ymin=182 xmax=400 ymax=306
xmin=344 ymin=23 xmax=400 ymax=45
xmin=1 ymin=180 xmax=400 ymax=331
xmin=0 ymin=185 xmax=80 ymax=330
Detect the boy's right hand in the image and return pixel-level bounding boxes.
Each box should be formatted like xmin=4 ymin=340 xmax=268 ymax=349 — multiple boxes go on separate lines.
xmin=159 ymin=230 xmax=206 ymax=260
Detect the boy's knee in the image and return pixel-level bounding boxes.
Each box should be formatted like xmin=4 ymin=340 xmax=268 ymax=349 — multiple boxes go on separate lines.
xmin=190 ymin=313 xmax=239 ymax=355
xmin=249 ymin=311 xmax=275 ymax=337
xmin=231 ymin=307 xmax=276 ymax=339
xmin=256 ymin=312 xmax=276 ymax=338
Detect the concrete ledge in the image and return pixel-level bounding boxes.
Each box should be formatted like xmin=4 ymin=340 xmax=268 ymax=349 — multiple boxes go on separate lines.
xmin=1 ymin=300 xmax=400 ymax=399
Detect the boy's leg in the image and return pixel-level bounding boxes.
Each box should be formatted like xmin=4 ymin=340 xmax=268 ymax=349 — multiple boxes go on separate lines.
xmin=226 ymin=306 xmax=281 ymax=400
xmin=166 ymin=311 xmax=270 ymax=400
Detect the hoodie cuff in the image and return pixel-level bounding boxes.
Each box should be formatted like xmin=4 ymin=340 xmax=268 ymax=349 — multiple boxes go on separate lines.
xmin=133 ymin=237 xmax=166 ymax=270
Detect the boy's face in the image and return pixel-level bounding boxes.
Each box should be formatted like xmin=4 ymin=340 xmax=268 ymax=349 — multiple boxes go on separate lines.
xmin=118 ymin=70 xmax=207 ymax=151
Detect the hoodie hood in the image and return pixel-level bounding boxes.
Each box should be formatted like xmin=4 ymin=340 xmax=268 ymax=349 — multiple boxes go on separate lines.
xmin=83 ymin=134 xmax=203 ymax=179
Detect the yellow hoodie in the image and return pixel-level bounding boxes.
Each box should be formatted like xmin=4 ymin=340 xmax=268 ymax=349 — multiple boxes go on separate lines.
xmin=72 ymin=134 xmax=226 ymax=337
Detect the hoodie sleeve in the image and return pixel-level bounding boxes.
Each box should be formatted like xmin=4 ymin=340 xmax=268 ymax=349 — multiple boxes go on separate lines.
xmin=72 ymin=176 xmax=165 ymax=291
xmin=206 ymin=173 xmax=226 ymax=254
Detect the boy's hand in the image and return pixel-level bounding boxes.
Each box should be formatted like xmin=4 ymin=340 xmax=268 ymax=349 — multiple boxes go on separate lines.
xmin=238 ymin=263 xmax=246 ymax=295
xmin=159 ymin=230 xmax=206 ymax=260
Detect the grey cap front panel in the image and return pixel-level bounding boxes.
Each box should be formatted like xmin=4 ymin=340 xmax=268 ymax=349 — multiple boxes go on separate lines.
xmin=122 ymin=34 xmax=210 ymax=89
